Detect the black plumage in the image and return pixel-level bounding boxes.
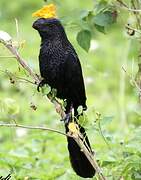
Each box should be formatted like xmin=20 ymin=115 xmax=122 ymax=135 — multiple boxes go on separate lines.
xmin=32 ymin=18 xmax=95 ymax=178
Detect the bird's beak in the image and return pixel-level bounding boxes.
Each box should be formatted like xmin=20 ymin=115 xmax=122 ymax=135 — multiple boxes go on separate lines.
xmin=32 ymin=21 xmax=40 ymax=30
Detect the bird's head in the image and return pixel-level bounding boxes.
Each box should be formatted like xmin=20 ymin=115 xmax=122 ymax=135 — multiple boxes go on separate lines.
xmin=32 ymin=18 xmax=66 ymax=40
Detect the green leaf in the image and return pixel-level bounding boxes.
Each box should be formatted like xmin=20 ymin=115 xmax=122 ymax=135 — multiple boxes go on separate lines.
xmin=95 ymin=24 xmax=106 ymax=34
xmin=77 ymin=105 xmax=83 ymax=115
xmin=41 ymin=84 xmax=50 ymax=95
xmin=93 ymin=11 xmax=117 ymax=27
xmin=80 ymin=10 xmax=89 ymax=20
xmin=51 ymin=88 xmax=57 ymax=98
xmin=94 ymin=0 xmax=108 ymax=14
xmin=76 ymin=30 xmax=91 ymax=52
xmin=78 ymin=113 xmax=88 ymax=126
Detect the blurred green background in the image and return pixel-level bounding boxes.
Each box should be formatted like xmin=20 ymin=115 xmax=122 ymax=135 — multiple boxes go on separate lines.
xmin=0 ymin=0 xmax=141 ymax=179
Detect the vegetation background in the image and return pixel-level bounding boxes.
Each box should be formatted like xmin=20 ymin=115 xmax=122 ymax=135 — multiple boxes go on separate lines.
xmin=0 ymin=0 xmax=141 ymax=179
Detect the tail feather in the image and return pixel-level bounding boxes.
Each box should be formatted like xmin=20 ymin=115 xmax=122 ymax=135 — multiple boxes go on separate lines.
xmin=65 ymin=119 xmax=95 ymax=178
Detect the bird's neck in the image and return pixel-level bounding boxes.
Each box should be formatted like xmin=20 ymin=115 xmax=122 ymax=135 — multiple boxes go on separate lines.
xmin=40 ymin=34 xmax=69 ymax=49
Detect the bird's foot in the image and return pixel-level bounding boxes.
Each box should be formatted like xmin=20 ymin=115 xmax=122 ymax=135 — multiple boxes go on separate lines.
xmin=37 ymin=79 xmax=46 ymax=92
xmin=61 ymin=113 xmax=71 ymax=125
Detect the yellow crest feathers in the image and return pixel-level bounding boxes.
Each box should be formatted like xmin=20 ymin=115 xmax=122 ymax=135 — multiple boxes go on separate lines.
xmin=32 ymin=4 xmax=57 ymax=19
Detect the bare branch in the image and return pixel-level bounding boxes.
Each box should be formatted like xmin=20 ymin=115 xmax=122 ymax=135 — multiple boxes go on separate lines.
xmin=125 ymin=24 xmax=141 ymax=35
xmin=71 ymin=133 xmax=106 ymax=180
xmin=0 ymin=123 xmax=67 ymax=136
xmin=0 ymin=39 xmax=40 ymax=84
xmin=0 ymin=56 xmax=16 ymax=58
xmin=117 ymin=0 xmax=141 ymax=12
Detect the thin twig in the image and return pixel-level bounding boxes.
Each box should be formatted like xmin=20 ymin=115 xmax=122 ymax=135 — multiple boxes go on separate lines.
xmin=98 ymin=121 xmax=111 ymax=150
xmin=0 ymin=40 xmax=40 ymax=84
xmin=117 ymin=0 xmax=141 ymax=12
xmin=122 ymin=66 xmax=141 ymax=93
xmin=15 ymin=18 xmax=19 ymax=42
xmin=131 ymin=0 xmax=141 ymax=29
xmin=72 ymin=134 xmax=106 ymax=180
xmin=125 ymin=24 xmax=141 ymax=35
xmin=0 ymin=69 xmax=35 ymax=85
xmin=0 ymin=56 xmax=16 ymax=58
xmin=0 ymin=123 xmax=67 ymax=137
xmin=16 ymin=77 xmax=35 ymax=84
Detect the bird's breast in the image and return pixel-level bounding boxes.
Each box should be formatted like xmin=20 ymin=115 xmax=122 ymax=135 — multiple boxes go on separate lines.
xmin=39 ymin=47 xmax=66 ymax=89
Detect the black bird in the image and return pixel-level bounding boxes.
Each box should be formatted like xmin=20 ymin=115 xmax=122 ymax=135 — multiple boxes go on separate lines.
xmin=32 ymin=18 xmax=95 ymax=178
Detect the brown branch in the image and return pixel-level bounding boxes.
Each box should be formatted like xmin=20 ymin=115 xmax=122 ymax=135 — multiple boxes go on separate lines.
xmin=117 ymin=0 xmax=141 ymax=12
xmin=0 ymin=34 xmax=106 ymax=180
xmin=71 ymin=133 xmax=106 ymax=180
xmin=0 ymin=123 xmax=67 ymax=136
xmin=125 ymin=24 xmax=141 ymax=35
xmin=4 ymin=42 xmax=40 ymax=84
xmin=131 ymin=0 xmax=141 ymax=29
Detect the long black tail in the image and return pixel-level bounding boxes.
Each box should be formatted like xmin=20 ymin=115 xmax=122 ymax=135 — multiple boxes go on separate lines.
xmin=65 ymin=115 xmax=95 ymax=178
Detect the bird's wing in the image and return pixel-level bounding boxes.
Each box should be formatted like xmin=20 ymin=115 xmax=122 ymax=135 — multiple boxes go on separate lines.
xmin=64 ymin=52 xmax=87 ymax=110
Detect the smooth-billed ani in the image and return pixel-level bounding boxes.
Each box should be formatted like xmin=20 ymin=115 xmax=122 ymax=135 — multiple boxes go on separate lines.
xmin=32 ymin=18 xmax=95 ymax=178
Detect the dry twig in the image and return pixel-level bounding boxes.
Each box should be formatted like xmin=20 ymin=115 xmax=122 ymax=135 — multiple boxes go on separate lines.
xmin=0 ymin=123 xmax=67 ymax=136
xmin=117 ymin=0 xmax=141 ymax=12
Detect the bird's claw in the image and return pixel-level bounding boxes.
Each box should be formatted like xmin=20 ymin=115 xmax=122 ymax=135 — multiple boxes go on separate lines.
xmin=61 ymin=113 xmax=71 ymax=124
xmin=37 ymin=80 xmax=46 ymax=92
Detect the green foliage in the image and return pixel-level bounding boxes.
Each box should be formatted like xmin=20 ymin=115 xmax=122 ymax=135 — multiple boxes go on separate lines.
xmin=76 ymin=30 xmax=91 ymax=52
xmin=41 ymin=84 xmax=50 ymax=96
xmin=73 ymin=0 xmax=117 ymax=51
xmin=95 ymin=24 xmax=106 ymax=34
xmin=93 ymin=11 xmax=116 ymax=27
